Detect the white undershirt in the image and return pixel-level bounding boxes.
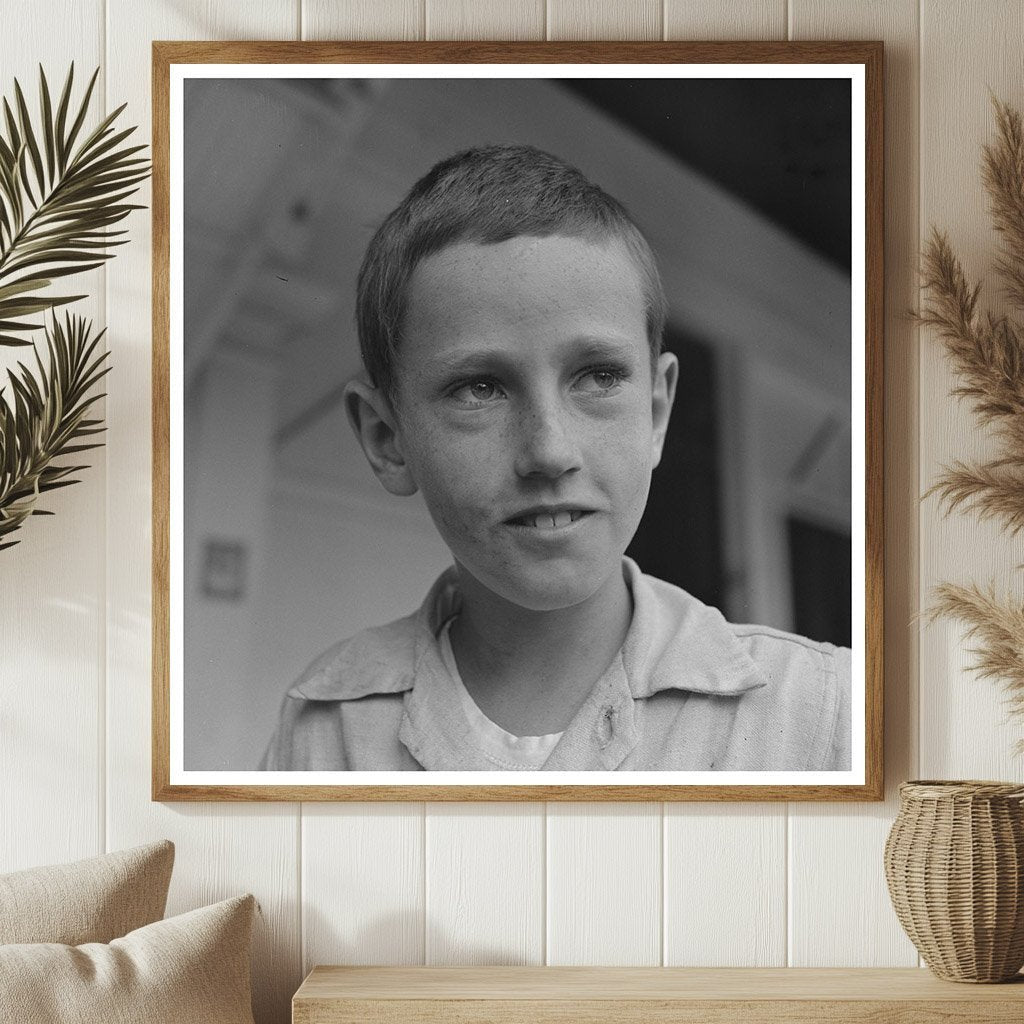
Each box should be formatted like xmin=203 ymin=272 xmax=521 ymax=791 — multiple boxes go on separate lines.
xmin=438 ymin=618 xmax=563 ymax=770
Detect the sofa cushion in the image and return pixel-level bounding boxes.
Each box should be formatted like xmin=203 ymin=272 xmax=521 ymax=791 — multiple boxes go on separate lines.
xmin=0 ymin=893 xmax=256 ymax=1024
xmin=0 ymin=840 xmax=174 ymax=945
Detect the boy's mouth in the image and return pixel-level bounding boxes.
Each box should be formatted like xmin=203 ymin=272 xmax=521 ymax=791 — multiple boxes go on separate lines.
xmin=506 ymin=509 xmax=590 ymax=530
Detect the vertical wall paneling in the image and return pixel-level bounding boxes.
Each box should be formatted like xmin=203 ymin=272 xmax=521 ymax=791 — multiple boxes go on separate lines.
xmin=547 ymin=804 xmax=661 ymax=965
xmin=663 ymin=0 xmax=786 ymax=39
xmin=425 ymin=804 xmax=544 ymax=964
xmin=0 ymin=0 xmax=106 ymax=875
xmin=787 ymin=0 xmax=921 ymax=967
xmin=426 ymin=0 xmax=544 ymax=41
xmin=418 ymin=0 xmax=543 ymax=961
xmin=302 ymin=805 xmax=425 ymax=968
xmin=299 ymin=7 xmax=429 ymax=990
xmin=918 ymin=0 xmax=1024 ymax=779
xmin=661 ymin=5 xmax=787 ymax=970
xmin=302 ymin=0 xmax=425 ymax=40
xmin=542 ymin=2 xmax=659 ymax=967
xmin=665 ymin=804 xmax=786 ymax=965
xmin=547 ymin=0 xmax=663 ymax=41
xmin=104 ymin=4 xmax=301 ymax=1023
xmin=7 ymin=1 xmax=1024 ymax=1017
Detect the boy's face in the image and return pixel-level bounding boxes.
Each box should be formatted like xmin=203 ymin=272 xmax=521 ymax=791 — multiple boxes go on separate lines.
xmin=384 ymin=233 xmax=676 ymax=613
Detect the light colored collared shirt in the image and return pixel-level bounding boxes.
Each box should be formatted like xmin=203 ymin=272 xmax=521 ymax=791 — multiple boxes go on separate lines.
xmin=260 ymin=558 xmax=851 ymax=772
xmin=438 ymin=617 xmax=564 ymax=770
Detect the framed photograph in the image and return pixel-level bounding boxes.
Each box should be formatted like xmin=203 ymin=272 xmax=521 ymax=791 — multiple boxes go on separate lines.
xmin=153 ymin=41 xmax=882 ymax=801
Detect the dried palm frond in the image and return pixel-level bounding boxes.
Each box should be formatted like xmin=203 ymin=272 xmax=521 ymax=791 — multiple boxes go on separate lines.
xmin=0 ymin=64 xmax=147 ymax=553
xmin=0 ymin=313 xmax=109 ymax=550
xmin=0 ymin=64 xmax=148 ymax=346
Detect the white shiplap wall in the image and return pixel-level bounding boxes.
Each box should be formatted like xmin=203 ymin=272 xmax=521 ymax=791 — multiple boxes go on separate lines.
xmin=3 ymin=2 xmax=1023 ymax=1022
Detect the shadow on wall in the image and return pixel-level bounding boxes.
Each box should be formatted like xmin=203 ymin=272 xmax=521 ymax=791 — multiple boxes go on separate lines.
xmin=301 ymin=903 xmax=541 ymax=970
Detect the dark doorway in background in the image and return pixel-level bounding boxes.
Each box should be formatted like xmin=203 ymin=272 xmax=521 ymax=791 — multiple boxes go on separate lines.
xmin=627 ymin=328 xmax=724 ymax=610
xmin=788 ymin=516 xmax=852 ymax=647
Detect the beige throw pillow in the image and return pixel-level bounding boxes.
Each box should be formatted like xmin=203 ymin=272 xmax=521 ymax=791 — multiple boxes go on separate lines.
xmin=0 ymin=893 xmax=257 ymax=1024
xmin=0 ymin=840 xmax=174 ymax=945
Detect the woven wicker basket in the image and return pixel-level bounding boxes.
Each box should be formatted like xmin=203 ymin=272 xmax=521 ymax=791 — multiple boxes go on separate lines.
xmin=884 ymin=780 xmax=1024 ymax=982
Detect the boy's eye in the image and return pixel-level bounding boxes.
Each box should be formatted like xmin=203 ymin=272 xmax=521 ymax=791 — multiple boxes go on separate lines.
xmin=576 ymin=367 xmax=627 ymax=393
xmin=450 ymin=379 xmax=505 ymax=404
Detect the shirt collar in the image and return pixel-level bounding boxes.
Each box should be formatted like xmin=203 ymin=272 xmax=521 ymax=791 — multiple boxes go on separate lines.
xmin=288 ymin=557 xmax=766 ymax=704
xmin=620 ymin=557 xmax=768 ymax=699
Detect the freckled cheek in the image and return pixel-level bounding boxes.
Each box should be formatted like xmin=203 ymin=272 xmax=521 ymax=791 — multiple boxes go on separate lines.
xmin=433 ymin=502 xmax=495 ymax=545
xmin=409 ymin=436 xmax=504 ymax=540
xmin=590 ymin=421 xmax=655 ymax=517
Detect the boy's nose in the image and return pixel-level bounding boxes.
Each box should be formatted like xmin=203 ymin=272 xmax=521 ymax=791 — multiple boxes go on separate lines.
xmin=512 ymin=401 xmax=582 ymax=480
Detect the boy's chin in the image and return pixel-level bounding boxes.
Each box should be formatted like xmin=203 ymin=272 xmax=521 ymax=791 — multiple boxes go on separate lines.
xmin=456 ymin=559 xmax=622 ymax=614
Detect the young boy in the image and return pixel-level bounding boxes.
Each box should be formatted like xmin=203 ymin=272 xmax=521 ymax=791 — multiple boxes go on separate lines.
xmin=261 ymin=144 xmax=851 ymax=772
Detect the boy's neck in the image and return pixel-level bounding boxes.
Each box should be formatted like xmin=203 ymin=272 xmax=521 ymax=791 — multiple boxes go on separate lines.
xmin=447 ymin=563 xmax=633 ymax=737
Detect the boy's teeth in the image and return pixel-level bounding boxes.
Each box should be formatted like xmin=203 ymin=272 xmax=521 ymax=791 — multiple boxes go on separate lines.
xmin=519 ymin=511 xmax=580 ymax=528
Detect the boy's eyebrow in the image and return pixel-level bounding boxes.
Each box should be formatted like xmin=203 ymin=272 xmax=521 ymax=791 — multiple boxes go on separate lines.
xmin=564 ymin=336 xmax=643 ymax=363
xmin=428 ymin=336 xmax=643 ymax=376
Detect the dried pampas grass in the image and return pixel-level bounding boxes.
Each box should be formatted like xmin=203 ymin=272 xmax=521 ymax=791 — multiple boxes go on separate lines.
xmin=930 ymin=584 xmax=1024 ymax=749
xmin=919 ymin=98 xmax=1024 ymax=740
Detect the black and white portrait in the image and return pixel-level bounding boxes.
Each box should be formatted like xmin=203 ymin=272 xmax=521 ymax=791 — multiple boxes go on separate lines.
xmin=172 ymin=62 xmax=867 ymax=788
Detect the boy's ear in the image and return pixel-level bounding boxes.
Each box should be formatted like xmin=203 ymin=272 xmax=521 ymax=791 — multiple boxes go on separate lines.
xmin=343 ymin=377 xmax=419 ymax=496
xmin=650 ymin=351 xmax=678 ymax=469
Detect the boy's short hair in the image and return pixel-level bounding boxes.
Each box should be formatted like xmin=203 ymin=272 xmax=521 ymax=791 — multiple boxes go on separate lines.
xmin=356 ymin=144 xmax=667 ymax=401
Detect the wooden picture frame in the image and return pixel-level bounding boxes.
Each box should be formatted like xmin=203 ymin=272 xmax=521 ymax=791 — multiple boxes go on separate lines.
xmin=153 ymin=40 xmax=883 ymax=801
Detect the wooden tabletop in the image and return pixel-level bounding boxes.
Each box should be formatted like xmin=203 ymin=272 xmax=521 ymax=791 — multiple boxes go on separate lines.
xmin=295 ymin=965 xmax=1024 ymax=1001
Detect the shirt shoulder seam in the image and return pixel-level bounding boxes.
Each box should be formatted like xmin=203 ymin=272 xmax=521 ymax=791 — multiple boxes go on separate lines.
xmin=729 ymin=623 xmax=838 ymax=654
